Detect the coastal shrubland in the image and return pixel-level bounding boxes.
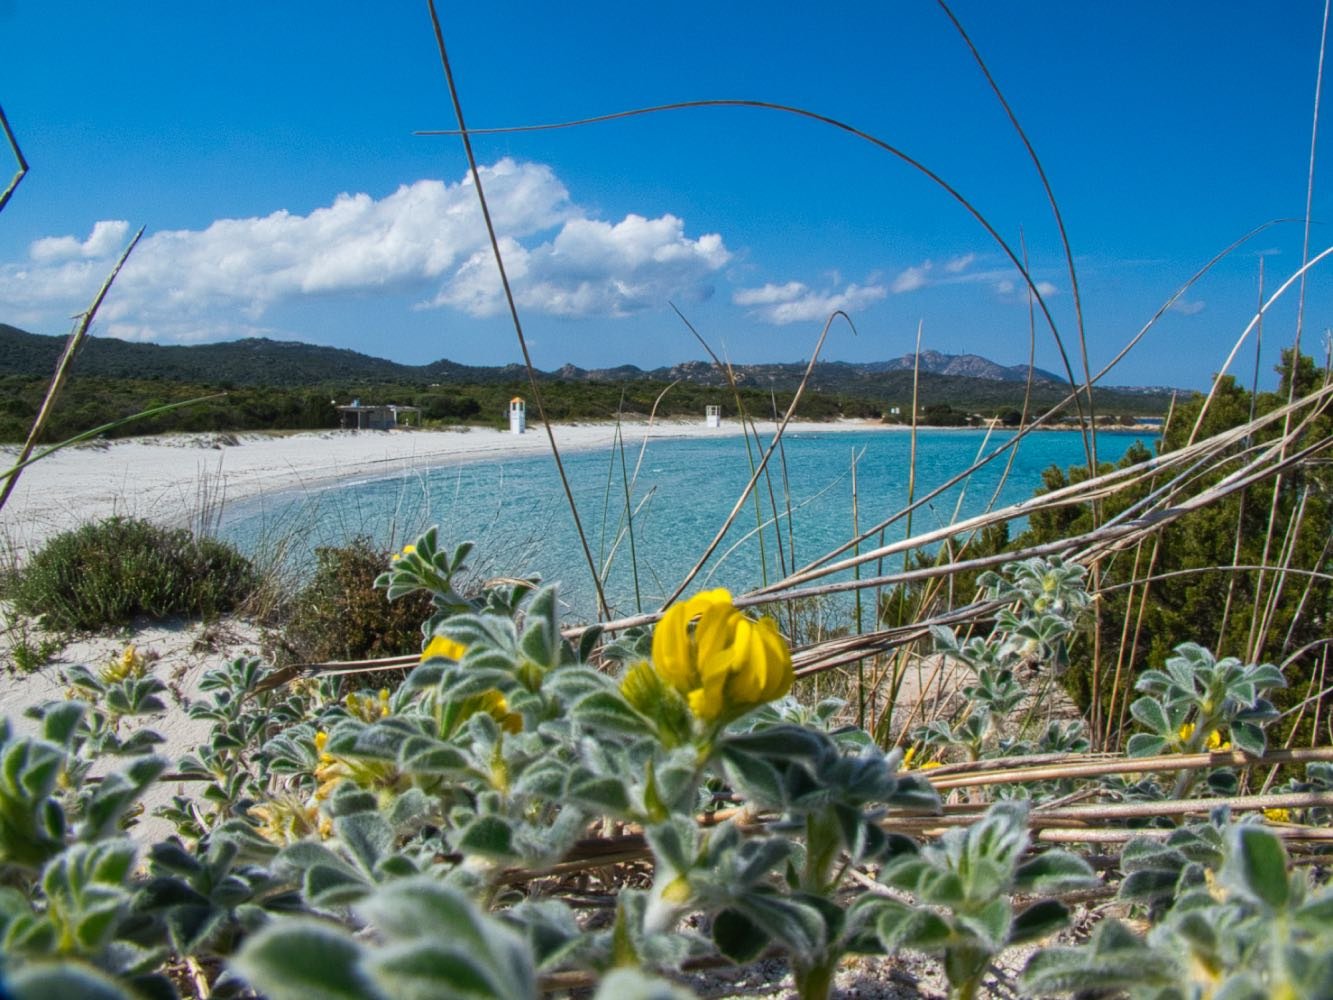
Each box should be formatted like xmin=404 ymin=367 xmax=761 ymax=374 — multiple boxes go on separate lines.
xmin=0 ymin=534 xmax=1328 ymax=1000
xmin=4 ymin=517 xmax=256 ymax=631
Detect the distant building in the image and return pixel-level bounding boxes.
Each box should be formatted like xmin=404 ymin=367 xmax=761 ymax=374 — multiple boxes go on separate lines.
xmin=336 ymin=400 xmax=420 ymax=431
xmin=509 ymin=397 xmax=526 ymax=435
xmin=705 ymin=404 xmax=721 ymax=428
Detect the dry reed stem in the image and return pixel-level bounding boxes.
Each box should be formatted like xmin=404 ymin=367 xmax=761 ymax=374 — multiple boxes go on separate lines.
xmin=660 ymin=309 xmax=850 ymax=609
xmin=0 ymin=103 xmax=28 ymax=215
xmin=935 ymin=0 xmax=1098 ymax=473
xmin=424 ymin=0 xmax=609 ymax=620
xmin=923 ymin=747 xmax=1333 ymax=789
xmin=417 ymin=99 xmax=1082 ymax=399
xmin=0 ymin=227 xmax=144 ymax=514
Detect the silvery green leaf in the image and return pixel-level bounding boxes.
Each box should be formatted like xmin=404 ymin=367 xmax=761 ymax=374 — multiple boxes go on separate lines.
xmin=1126 ymin=733 xmax=1168 ymax=758
xmin=566 ymin=772 xmax=632 ymax=815
xmin=956 ymin=897 xmax=1012 ymax=951
xmin=719 ymin=744 xmax=785 ymax=808
xmin=593 ymin=967 xmax=696 ymax=1000
xmin=336 ymin=812 xmax=394 ymax=875
xmin=1224 ymin=824 xmax=1288 ymax=909
xmin=1129 ymin=697 xmax=1170 ymax=735
xmin=1008 ymin=899 xmax=1069 ymax=945
xmin=645 ymin=818 xmax=695 ymax=875
xmin=232 ymin=917 xmax=384 ymax=1000
xmin=3 ymin=962 xmax=137 ymax=1000
xmin=458 ymin=816 xmax=515 ymax=859
xmin=712 ymin=907 xmax=770 ymax=962
xmin=571 ymin=690 xmax=654 ymax=736
xmin=1118 ymin=868 xmax=1181 ymax=904
xmin=1228 ymin=721 xmax=1265 ymax=757
xmin=503 ymin=898 xmax=584 ymax=970
xmin=367 ymin=941 xmax=513 ymax=999
xmin=305 ymin=864 xmax=372 ymax=907
xmin=1013 ymin=850 xmax=1097 ymax=894
xmin=721 ymin=725 xmax=829 ymax=762
xmin=39 ymin=701 xmax=85 ymax=746
xmin=399 ymin=736 xmax=468 ymax=776
xmin=885 ymin=772 xmax=942 ymax=812
xmin=732 ymin=891 xmax=825 ymax=961
xmin=357 ymin=878 xmax=535 ymax=998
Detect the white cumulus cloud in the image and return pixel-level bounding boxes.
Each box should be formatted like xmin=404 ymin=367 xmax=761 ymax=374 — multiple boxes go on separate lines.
xmin=0 ymin=159 xmax=731 ymax=342
xmin=1170 ymin=297 xmax=1205 ymax=315
xmin=891 ymin=262 xmax=933 ymax=293
xmin=732 ymin=278 xmax=885 ymax=324
xmin=428 ymin=213 xmax=730 ymax=318
xmin=732 ymin=281 xmax=808 ymax=307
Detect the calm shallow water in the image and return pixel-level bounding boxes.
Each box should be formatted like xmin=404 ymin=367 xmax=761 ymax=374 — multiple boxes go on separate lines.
xmin=218 ymin=428 xmax=1153 ymax=621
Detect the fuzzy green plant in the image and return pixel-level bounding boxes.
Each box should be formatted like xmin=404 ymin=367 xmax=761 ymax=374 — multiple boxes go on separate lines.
xmin=9 ymin=516 xmax=256 ymax=631
xmin=275 ymin=536 xmax=436 ymax=669
xmin=1023 ymin=814 xmax=1333 ymax=999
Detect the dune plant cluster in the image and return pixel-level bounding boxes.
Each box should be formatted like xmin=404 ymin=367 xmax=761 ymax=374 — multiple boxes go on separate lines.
xmin=5 ymin=517 xmax=256 ymax=632
xmin=0 ymin=530 xmax=1328 ymax=1000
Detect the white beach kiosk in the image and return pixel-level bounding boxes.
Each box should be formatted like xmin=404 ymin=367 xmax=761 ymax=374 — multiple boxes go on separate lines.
xmin=509 ymin=396 xmax=526 ymax=435
xmin=705 ymin=404 xmax=721 ymax=428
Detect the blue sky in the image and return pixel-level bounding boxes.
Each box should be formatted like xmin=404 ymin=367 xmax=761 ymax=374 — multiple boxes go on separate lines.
xmin=1 ymin=2 xmax=1331 ymax=390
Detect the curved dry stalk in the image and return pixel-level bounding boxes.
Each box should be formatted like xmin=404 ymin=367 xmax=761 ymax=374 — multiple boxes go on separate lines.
xmin=935 ymin=0 xmax=1098 ymax=471
xmin=0 ymin=226 xmax=144 ymax=514
xmin=660 ymin=309 xmax=852 ymax=608
xmin=0 ymin=103 xmax=29 ymax=215
xmin=417 ymin=98 xmax=1088 ymax=411
xmin=746 ymin=386 xmax=1331 ymax=601
xmin=923 ymin=746 xmax=1333 ymax=790
xmin=1187 ymin=244 xmax=1333 ymax=446
xmin=424 ymin=0 xmax=609 ymax=619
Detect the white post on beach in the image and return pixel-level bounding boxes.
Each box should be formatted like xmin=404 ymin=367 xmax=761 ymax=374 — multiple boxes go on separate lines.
xmin=509 ymin=397 xmax=526 ymax=435
xmin=705 ymin=404 xmax=721 ymax=428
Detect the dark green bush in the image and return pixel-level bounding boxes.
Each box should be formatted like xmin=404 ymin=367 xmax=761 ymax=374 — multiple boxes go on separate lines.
xmin=276 ymin=537 xmax=433 ymax=668
xmin=11 ymin=517 xmax=257 ymax=631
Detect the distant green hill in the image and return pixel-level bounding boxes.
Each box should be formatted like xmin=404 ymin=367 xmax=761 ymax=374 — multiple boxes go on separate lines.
xmin=0 ymin=324 xmax=1180 ymax=416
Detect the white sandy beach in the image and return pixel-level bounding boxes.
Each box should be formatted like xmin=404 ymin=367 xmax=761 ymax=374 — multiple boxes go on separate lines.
xmin=0 ymin=418 xmax=884 ymax=561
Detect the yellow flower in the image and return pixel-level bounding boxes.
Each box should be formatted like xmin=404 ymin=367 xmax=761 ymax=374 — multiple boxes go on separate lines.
xmin=476 ymin=689 xmax=523 ymax=734
xmin=901 ymin=746 xmax=917 ymax=769
xmin=100 ymin=643 xmax=147 ymax=684
xmin=391 ymin=543 xmax=417 ymax=564
xmin=1263 ymin=808 xmax=1292 ymax=823
xmin=921 ymin=760 xmax=943 ymax=770
xmin=343 ymin=687 xmax=393 ymax=722
xmin=248 ymin=794 xmax=326 ymax=845
xmin=651 ymin=589 xmax=792 ymax=724
xmin=1177 ymin=722 xmax=1229 ymax=751
xmin=422 ymin=635 xmax=467 ymax=662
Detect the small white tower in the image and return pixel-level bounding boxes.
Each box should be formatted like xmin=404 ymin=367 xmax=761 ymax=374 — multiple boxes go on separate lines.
xmin=705 ymin=404 xmax=721 ymax=428
xmin=509 ymin=396 xmax=526 ymax=435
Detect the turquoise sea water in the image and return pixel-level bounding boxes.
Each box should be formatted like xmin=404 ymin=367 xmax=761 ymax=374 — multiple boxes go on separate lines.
xmin=217 ymin=428 xmax=1153 ymax=621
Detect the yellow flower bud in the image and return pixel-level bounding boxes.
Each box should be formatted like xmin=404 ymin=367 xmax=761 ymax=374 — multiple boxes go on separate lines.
xmin=1263 ymin=807 xmax=1292 ymax=823
xmin=422 ymin=635 xmax=467 ymax=662
xmin=651 ymin=589 xmax=793 ymax=724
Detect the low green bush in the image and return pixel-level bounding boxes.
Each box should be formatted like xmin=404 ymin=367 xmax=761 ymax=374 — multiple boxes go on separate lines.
xmin=10 ymin=517 xmax=257 ymax=631
xmin=275 ymin=537 xmax=434 ymax=667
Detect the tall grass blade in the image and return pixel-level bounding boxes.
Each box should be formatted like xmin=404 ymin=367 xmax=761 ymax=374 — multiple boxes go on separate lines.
xmin=425 ymin=0 xmax=610 ymax=620
xmin=0 ymin=226 xmax=144 ymax=514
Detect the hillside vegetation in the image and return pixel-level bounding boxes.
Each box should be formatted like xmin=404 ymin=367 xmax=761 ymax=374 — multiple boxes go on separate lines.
xmin=0 ymin=324 xmax=1175 ymax=442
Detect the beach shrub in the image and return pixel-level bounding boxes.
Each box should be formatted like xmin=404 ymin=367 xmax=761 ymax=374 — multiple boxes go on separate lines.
xmin=276 ymin=537 xmax=434 ymax=668
xmin=10 ymin=517 xmax=256 ymax=631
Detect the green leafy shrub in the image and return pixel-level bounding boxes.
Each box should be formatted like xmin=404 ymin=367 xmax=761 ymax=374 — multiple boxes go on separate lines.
xmin=276 ymin=537 xmax=435 ymax=666
xmin=9 ymin=517 xmax=256 ymax=631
